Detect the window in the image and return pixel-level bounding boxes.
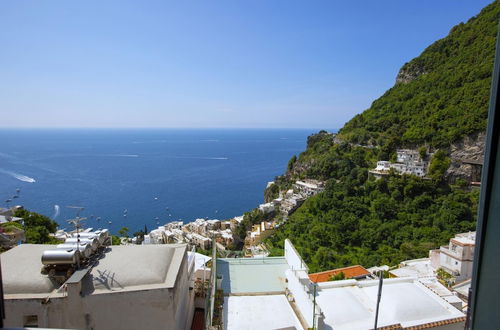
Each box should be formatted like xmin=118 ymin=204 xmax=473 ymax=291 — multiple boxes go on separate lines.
xmin=451 ymin=244 xmax=457 ymax=252
xmin=23 ymin=315 xmax=38 ymax=328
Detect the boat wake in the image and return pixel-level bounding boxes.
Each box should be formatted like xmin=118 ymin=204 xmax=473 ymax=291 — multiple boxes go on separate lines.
xmin=107 ymin=154 xmax=139 ymax=158
xmin=0 ymin=169 xmax=36 ymax=183
xmin=0 ymin=152 xmax=15 ymax=159
xmin=52 ymin=205 xmax=60 ymax=219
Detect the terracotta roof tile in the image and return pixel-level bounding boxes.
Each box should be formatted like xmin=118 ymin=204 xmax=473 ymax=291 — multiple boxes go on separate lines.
xmin=308 ymin=265 xmax=370 ymax=283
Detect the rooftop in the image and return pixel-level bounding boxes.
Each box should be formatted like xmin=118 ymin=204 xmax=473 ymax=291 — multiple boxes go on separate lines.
xmin=316 ymin=278 xmax=465 ymax=329
xmin=453 ymin=279 xmax=472 ymax=299
xmin=309 ymin=265 xmax=370 ymax=283
xmin=223 ymin=295 xmax=302 ymax=330
xmin=0 ymin=215 xmax=23 ymax=224
xmin=452 ymin=231 xmax=476 ymax=246
xmin=187 ymin=251 xmax=211 ymax=272
xmin=216 ymin=257 xmax=288 ymax=294
xmin=2 ymin=243 xmax=187 ymax=297
xmin=389 ymin=258 xmax=436 ymax=278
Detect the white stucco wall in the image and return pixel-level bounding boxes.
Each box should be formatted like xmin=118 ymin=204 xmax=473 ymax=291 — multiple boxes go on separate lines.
xmin=284 ymin=239 xmax=308 ymax=271
xmin=4 ymin=252 xmax=192 ymax=330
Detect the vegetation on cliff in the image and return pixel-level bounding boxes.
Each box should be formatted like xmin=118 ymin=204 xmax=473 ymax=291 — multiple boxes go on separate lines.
xmin=267 ymin=137 xmax=478 ymax=272
xmin=339 ymin=1 xmax=499 ymax=150
xmin=13 ymin=209 xmax=59 ymax=244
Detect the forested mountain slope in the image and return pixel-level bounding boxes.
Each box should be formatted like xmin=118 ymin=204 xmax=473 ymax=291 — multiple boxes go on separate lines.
xmin=265 ymin=2 xmax=498 ymax=272
xmin=339 ymin=1 xmax=499 ymax=149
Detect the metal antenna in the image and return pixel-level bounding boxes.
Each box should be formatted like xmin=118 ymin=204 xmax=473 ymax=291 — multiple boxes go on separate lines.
xmin=66 ymin=206 xmax=86 ymax=269
xmin=312 ymin=283 xmax=318 ymax=330
xmin=374 ymin=270 xmax=384 ymax=330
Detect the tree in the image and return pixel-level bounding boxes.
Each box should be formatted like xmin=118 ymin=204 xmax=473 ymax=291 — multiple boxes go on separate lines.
xmin=111 ymin=235 xmax=121 ymax=245
xmin=428 ymin=150 xmax=451 ymax=181
xmin=13 ymin=209 xmax=59 ymax=244
xmin=118 ymin=227 xmax=130 ymax=238
xmin=288 ymin=155 xmax=297 ymax=171
xmin=419 ymin=146 xmax=428 ymax=160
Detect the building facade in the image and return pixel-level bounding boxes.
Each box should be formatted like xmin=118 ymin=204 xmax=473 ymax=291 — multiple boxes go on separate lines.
xmin=1 ymin=244 xmax=195 ymax=330
xmin=431 ymin=232 xmax=476 ymax=282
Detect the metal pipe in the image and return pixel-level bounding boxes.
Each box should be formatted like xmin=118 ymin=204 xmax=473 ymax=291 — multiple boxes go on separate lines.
xmin=374 ymin=270 xmax=384 ymax=330
xmin=312 ymin=283 xmax=317 ymax=330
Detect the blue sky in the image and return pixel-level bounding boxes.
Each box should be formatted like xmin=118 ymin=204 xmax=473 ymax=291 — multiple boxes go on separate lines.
xmin=0 ymin=0 xmax=494 ymax=129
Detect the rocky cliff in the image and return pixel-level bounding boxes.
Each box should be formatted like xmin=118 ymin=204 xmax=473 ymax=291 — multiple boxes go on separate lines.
xmin=395 ymin=61 xmax=428 ymax=84
xmin=446 ymin=131 xmax=485 ymax=182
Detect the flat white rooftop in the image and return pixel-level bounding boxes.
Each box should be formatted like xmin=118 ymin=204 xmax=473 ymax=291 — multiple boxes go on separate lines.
xmin=390 ymin=258 xmax=436 ymax=278
xmin=217 ymin=257 xmax=288 ymax=294
xmin=223 ymin=295 xmax=302 ymax=330
xmin=2 ymin=243 xmax=187 ymax=297
xmin=316 ymin=278 xmax=465 ymax=329
xmin=453 ymin=232 xmax=476 ymax=245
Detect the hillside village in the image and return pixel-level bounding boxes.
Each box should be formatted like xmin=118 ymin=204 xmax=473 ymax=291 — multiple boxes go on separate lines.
xmin=1 ymin=0 xmax=499 ymax=328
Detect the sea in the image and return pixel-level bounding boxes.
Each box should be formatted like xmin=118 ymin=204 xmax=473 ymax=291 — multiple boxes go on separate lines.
xmin=0 ymin=128 xmax=318 ymax=234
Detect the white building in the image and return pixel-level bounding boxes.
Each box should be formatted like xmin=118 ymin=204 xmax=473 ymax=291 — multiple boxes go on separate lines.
xmin=280 ymin=195 xmax=305 ymax=215
xmin=0 ymin=214 xmax=24 ymax=224
xmin=216 ymin=240 xmax=465 ymax=330
xmin=431 ymin=232 xmax=476 ymax=282
xmin=370 ymin=149 xmax=428 ymax=178
xmin=190 ymin=233 xmax=211 ymax=250
xmin=397 ymin=149 xmax=423 ymax=163
xmin=1 ymin=244 xmax=195 ymax=330
xmin=258 ymin=202 xmax=275 ymax=214
xmin=294 ymin=180 xmax=325 ymax=197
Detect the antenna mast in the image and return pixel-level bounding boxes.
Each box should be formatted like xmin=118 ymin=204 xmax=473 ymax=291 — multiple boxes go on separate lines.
xmin=66 ymin=206 xmax=86 ymax=269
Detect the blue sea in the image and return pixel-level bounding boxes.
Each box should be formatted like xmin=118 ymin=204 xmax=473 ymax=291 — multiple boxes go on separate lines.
xmin=0 ymin=129 xmax=316 ymax=234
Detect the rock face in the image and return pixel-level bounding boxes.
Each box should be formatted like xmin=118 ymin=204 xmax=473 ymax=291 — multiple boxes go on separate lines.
xmin=395 ymin=61 xmax=427 ymax=84
xmin=446 ymin=131 xmax=486 ymax=182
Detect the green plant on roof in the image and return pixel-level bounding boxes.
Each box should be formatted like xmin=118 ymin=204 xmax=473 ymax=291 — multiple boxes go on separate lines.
xmin=329 ymin=272 xmax=346 ymax=281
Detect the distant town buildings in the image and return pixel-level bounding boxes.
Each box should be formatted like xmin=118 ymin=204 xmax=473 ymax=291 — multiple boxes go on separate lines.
xmin=135 ymin=178 xmax=325 ymax=257
xmin=0 ymin=208 xmax=25 ymax=248
xmin=0 ymin=226 xmax=25 ymax=248
xmin=244 ymin=221 xmax=275 ymax=256
xmin=139 ymin=217 xmax=240 ymax=252
xmin=293 ymin=180 xmax=325 ymax=197
xmin=370 ymin=149 xmax=428 ymax=178
xmin=258 ymin=202 xmax=275 ymax=214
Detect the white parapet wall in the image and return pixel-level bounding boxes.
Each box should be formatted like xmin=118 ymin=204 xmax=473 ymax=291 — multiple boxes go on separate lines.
xmin=284 ymin=239 xmax=308 ymax=271
xmin=284 ymin=239 xmax=325 ymax=329
xmin=286 ymin=269 xmax=324 ymax=329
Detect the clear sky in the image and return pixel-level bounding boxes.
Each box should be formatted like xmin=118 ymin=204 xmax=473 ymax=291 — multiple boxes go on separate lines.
xmin=0 ymin=0 xmax=494 ymax=129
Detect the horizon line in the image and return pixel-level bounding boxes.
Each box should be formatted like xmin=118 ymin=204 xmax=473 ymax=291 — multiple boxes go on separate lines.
xmin=0 ymin=126 xmax=339 ymax=131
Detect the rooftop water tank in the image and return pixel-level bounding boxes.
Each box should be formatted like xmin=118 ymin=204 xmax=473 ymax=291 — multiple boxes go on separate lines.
xmin=65 ymin=237 xmax=99 ymax=251
xmin=57 ymin=243 xmax=92 ymax=258
xmin=41 ymin=249 xmax=81 ymax=265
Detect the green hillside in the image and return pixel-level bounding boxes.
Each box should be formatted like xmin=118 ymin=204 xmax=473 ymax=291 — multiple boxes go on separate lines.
xmin=266 ymin=134 xmax=479 ymax=272
xmin=264 ymin=2 xmax=498 ymax=272
xmin=339 ymin=1 xmax=499 ymax=149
